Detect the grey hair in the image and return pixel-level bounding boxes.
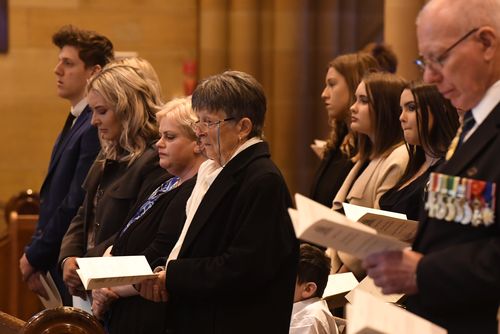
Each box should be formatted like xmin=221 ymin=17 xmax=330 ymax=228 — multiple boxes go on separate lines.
xmin=417 ymin=0 xmax=500 ymax=33
xmin=191 ymin=70 xmax=266 ymax=139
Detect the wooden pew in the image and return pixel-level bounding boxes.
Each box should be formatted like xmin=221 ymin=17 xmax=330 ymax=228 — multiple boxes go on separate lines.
xmin=0 ymin=307 xmax=106 ymax=334
xmin=0 ymin=232 xmax=10 ymax=313
xmin=0 ymin=310 xmax=25 ymax=334
xmin=23 ymin=307 xmax=106 ymax=333
xmin=8 ymin=213 xmax=44 ymax=320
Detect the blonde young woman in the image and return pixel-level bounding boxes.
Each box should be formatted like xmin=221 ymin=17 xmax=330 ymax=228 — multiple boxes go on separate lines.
xmin=112 ymin=56 xmax=164 ymax=103
xmin=91 ymin=97 xmax=206 ymax=334
xmin=58 ymin=64 xmax=167 ymax=299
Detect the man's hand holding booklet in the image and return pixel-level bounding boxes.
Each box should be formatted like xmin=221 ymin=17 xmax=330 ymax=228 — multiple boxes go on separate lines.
xmin=289 ymin=193 xmax=417 ymax=259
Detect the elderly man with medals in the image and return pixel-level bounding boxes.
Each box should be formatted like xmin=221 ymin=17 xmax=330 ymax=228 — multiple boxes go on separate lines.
xmin=362 ymin=0 xmax=500 ymax=333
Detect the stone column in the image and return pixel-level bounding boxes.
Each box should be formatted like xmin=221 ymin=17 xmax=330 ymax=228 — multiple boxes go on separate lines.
xmin=199 ymin=0 xmax=229 ymax=78
xmin=269 ymin=0 xmax=314 ymax=194
xmin=228 ymin=0 xmax=260 ymax=76
xmin=384 ymin=0 xmax=426 ymax=80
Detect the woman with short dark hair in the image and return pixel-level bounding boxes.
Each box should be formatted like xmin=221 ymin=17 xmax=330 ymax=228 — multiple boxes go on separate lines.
xmin=138 ymin=70 xmax=299 ymax=334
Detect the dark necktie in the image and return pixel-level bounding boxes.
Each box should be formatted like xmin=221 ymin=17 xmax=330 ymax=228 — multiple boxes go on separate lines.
xmin=445 ymin=111 xmax=476 ymax=160
xmin=59 ymin=112 xmax=76 ymax=144
xmin=457 ymin=110 xmax=476 ymax=148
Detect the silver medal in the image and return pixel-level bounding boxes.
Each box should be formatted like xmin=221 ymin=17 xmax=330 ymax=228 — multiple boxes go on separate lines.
xmin=445 ymin=197 xmax=456 ymax=222
xmin=435 ymin=193 xmax=448 ymax=220
xmin=461 ymin=201 xmax=472 ymax=225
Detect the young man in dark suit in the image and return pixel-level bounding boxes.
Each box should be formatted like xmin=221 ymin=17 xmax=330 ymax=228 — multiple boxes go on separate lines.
xmin=363 ymin=0 xmax=500 ymax=333
xmin=19 ymin=25 xmax=114 ymax=305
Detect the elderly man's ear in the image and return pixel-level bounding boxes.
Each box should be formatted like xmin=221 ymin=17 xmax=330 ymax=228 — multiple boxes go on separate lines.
xmin=478 ymin=27 xmax=498 ymax=60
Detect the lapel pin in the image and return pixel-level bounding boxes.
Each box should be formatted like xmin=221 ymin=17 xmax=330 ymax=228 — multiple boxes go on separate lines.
xmin=466 ymin=167 xmax=478 ymax=177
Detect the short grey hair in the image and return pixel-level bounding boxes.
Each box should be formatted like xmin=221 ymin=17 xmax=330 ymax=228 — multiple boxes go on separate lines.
xmin=417 ymin=0 xmax=500 ymax=34
xmin=191 ymin=70 xmax=266 ymax=139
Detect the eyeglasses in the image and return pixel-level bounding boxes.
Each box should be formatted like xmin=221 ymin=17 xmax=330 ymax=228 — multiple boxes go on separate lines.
xmin=191 ymin=117 xmax=235 ymax=131
xmin=415 ymin=27 xmax=479 ymax=72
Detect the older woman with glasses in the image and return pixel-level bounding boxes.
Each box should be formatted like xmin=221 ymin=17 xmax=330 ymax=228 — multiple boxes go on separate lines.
xmin=137 ymin=70 xmax=299 ymax=334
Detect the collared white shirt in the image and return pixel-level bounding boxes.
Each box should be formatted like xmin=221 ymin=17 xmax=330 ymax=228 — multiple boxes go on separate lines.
xmin=290 ymin=298 xmax=339 ymax=334
xmin=70 ymin=98 xmax=88 ymax=125
xmin=166 ymin=137 xmax=263 ymax=264
xmin=465 ymin=80 xmax=500 ymax=142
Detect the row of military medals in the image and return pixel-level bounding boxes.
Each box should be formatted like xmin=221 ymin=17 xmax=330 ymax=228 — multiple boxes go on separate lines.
xmin=425 ymin=172 xmax=496 ymax=226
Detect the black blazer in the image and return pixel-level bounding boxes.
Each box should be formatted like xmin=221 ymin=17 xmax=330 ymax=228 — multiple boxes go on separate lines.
xmin=59 ymin=146 xmax=168 ymax=262
xmin=107 ymin=177 xmax=197 ymax=334
xmin=165 ymin=142 xmax=299 ymax=334
xmin=407 ymin=103 xmax=500 ymax=334
xmin=379 ymin=162 xmax=440 ymax=221
xmin=310 ymin=145 xmax=354 ymax=207
xmin=26 ymin=106 xmax=100 ymax=270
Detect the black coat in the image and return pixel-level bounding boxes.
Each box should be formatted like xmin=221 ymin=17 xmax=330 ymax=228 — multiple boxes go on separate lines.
xmin=408 ymin=103 xmax=500 ymax=334
xmin=59 ymin=146 xmax=168 ymax=261
xmin=108 ymin=177 xmax=197 ymax=334
xmin=165 ymin=142 xmax=299 ymax=334
xmin=310 ymin=146 xmax=354 ymax=208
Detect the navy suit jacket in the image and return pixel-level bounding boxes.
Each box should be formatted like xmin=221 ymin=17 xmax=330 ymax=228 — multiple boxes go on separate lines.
xmin=25 ymin=106 xmax=100 ymax=271
xmin=408 ymin=103 xmax=500 ymax=334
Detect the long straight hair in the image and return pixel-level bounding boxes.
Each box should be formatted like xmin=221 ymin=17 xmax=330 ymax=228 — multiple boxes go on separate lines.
xmin=396 ymin=82 xmax=459 ymax=187
xmin=356 ymin=72 xmax=407 ymax=162
xmin=327 ymin=52 xmax=380 ymax=157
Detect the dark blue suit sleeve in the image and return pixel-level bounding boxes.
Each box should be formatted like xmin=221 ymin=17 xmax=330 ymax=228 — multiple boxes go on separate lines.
xmin=25 ymin=125 xmax=100 ymax=271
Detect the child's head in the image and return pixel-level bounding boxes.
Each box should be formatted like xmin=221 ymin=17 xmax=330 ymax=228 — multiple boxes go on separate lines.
xmin=294 ymin=244 xmax=331 ymax=302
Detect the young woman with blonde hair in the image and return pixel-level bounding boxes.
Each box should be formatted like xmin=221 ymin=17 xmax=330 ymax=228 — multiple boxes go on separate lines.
xmin=59 ymin=64 xmax=167 ymax=299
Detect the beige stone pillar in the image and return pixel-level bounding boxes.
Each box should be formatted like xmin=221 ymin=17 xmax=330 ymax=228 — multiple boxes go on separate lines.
xmin=314 ymin=0 xmax=340 ymax=141
xmin=228 ymin=0 xmax=260 ymax=76
xmin=384 ymin=0 xmax=426 ymax=81
xmin=269 ymin=0 xmax=314 ymax=195
xmin=199 ymin=0 xmax=229 ymax=78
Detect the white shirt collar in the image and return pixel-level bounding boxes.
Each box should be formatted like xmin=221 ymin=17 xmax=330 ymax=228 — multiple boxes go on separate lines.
xmin=471 ymin=80 xmax=500 ymax=126
xmin=223 ymin=136 xmax=263 ymax=167
xmin=165 ymin=137 xmax=263 ymax=264
xmin=292 ymin=297 xmax=322 ymax=315
xmin=70 ymin=98 xmax=88 ymax=118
